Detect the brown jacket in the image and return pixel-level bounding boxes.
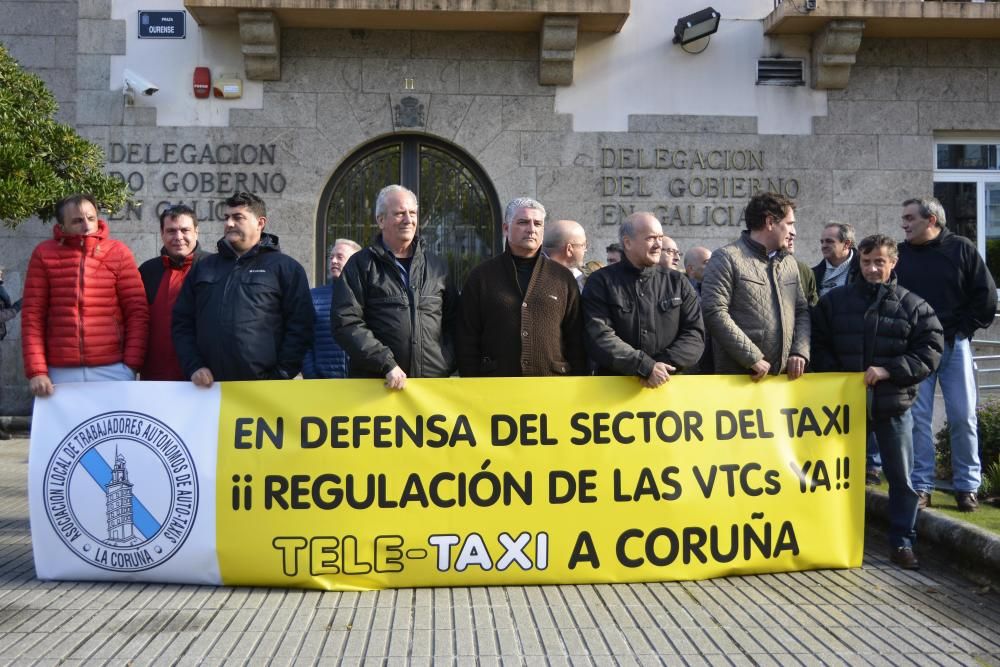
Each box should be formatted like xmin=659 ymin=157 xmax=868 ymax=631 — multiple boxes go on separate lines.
xmin=701 ymin=232 xmax=810 ymax=374
xmin=457 ymin=249 xmax=586 ymax=376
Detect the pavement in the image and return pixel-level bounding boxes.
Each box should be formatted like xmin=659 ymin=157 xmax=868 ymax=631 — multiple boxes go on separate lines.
xmin=0 ymin=436 xmax=998 ymax=665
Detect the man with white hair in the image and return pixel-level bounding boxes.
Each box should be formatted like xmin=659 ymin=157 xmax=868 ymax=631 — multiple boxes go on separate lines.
xmin=332 ymin=185 xmax=457 ymax=390
xmin=457 ymin=197 xmax=585 ymax=377
xmin=543 ymin=219 xmax=588 ymax=290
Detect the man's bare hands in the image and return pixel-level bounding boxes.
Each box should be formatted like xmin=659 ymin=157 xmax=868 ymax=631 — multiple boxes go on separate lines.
xmin=385 ymin=366 xmax=407 ymax=390
xmin=191 ymin=367 xmax=214 ymax=387
xmin=641 ymin=362 xmax=676 ymax=388
xmin=29 ymin=375 xmax=54 ymax=397
xmin=786 ymin=355 xmax=806 ymax=381
xmin=749 ymin=359 xmax=771 ymax=381
xmin=864 ymin=366 xmax=890 ymax=386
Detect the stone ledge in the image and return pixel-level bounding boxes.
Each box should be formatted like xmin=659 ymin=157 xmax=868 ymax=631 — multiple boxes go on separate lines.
xmin=811 ymin=20 xmax=864 ymax=90
xmin=867 ymin=488 xmax=1000 ymax=581
xmin=185 ymin=0 xmax=630 ymax=32
xmin=539 ymin=15 xmax=578 ymax=86
xmin=765 ymin=0 xmax=1000 ymax=39
xmin=239 ymin=11 xmax=281 ymax=81
xmin=0 ymin=417 xmax=30 ymax=435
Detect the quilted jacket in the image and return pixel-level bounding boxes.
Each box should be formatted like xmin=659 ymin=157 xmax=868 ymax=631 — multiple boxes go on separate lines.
xmin=21 ymin=220 xmax=149 ymax=378
xmin=303 ymin=283 xmax=349 ymax=379
xmin=812 ymin=275 xmax=943 ymax=420
xmin=701 ymin=232 xmax=810 ymax=374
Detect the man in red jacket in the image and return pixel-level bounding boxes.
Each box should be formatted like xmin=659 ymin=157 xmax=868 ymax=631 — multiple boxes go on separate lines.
xmin=138 ymin=204 xmax=207 ymax=380
xmin=21 ymin=194 xmax=149 ymax=396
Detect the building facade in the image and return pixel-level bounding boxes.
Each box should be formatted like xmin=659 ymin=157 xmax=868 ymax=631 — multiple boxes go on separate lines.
xmin=1 ymin=0 xmax=999 ymax=413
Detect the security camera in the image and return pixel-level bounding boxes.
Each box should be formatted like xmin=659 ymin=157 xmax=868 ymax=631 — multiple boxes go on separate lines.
xmin=123 ymin=68 xmax=159 ymax=98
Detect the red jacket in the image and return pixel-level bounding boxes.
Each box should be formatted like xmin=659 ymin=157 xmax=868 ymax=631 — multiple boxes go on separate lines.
xmin=139 ymin=248 xmax=205 ymax=380
xmin=22 ymin=220 xmax=149 ymax=378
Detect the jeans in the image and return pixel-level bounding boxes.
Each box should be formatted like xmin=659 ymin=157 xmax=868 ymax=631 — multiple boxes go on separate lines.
xmin=49 ymin=362 xmax=136 ymax=383
xmin=873 ymin=410 xmax=918 ymax=550
xmin=866 ymin=432 xmax=882 ymax=470
xmin=910 ymin=337 xmax=980 ymax=494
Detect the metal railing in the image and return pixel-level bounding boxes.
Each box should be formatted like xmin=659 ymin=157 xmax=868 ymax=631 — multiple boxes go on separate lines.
xmin=973 ymin=313 xmax=1000 ymax=391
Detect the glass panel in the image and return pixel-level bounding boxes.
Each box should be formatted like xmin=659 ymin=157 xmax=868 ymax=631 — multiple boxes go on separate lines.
xmin=987 ymin=182 xmax=1000 ymax=288
xmin=322 ymin=144 xmax=401 ymax=282
xmin=934 ymin=181 xmax=977 ymax=242
xmin=936 ymin=144 xmax=997 ymax=170
xmin=418 ymin=144 xmax=497 ymax=288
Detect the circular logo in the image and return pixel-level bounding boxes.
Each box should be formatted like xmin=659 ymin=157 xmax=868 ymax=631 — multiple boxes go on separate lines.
xmin=43 ymin=411 xmax=199 ymax=572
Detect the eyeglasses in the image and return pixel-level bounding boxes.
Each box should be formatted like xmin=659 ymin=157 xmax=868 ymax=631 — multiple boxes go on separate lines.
xmin=570 ymin=241 xmax=590 ymax=251
xmin=663 ymin=248 xmax=681 ymax=257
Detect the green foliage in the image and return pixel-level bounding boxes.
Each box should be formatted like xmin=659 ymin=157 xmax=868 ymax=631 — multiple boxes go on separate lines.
xmin=983 ymin=458 xmax=1000 ymax=497
xmin=0 ymin=44 xmax=129 ymax=227
xmin=935 ymin=397 xmax=1000 ymax=495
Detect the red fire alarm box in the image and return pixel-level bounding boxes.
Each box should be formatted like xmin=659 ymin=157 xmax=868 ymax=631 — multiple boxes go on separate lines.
xmin=193 ymin=67 xmax=210 ymax=98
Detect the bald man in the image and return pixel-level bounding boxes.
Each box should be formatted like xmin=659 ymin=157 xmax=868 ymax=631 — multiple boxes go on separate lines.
xmin=683 ymin=245 xmax=713 ymax=373
xmin=659 ymin=235 xmax=681 ymax=271
xmin=543 ymin=219 xmax=588 ymax=290
xmin=582 ymin=212 xmax=704 ymax=387
xmin=684 ymin=246 xmax=712 ymax=292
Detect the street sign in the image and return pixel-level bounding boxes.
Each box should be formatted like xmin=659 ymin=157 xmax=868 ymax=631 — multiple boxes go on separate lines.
xmin=138 ymin=11 xmax=186 ymax=39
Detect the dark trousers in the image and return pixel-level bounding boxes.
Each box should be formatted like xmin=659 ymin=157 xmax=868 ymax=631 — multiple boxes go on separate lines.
xmin=871 ymin=409 xmax=918 ymax=550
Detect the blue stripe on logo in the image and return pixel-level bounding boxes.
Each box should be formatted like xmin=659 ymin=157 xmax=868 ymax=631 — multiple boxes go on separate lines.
xmin=79 ymin=449 xmax=161 ymax=540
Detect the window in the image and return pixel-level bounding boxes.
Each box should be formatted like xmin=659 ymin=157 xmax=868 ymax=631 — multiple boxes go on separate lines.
xmin=933 ymin=138 xmax=1000 ymax=286
xmin=317 ymin=135 xmax=502 ymax=288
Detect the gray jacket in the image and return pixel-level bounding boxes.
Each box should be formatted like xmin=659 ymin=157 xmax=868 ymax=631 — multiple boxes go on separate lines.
xmin=701 ymin=232 xmax=810 ymax=374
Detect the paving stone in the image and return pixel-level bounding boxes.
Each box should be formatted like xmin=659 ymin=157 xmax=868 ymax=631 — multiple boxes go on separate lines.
xmin=0 ymin=438 xmax=998 ymax=662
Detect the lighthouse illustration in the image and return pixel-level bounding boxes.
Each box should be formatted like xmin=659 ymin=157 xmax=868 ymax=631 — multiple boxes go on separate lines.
xmin=105 ymin=449 xmax=140 ymax=545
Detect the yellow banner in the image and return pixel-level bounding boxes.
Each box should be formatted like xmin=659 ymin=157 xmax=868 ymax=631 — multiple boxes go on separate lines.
xmin=216 ymin=374 xmax=865 ymax=590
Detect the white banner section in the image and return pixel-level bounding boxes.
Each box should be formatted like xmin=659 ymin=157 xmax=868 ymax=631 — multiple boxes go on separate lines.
xmin=28 ymin=382 xmax=222 ymax=584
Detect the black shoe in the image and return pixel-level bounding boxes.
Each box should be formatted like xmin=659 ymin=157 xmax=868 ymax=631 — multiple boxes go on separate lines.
xmin=955 ymin=492 xmax=978 ymax=513
xmin=916 ymin=491 xmax=931 ymax=510
xmin=0 ymin=429 xmax=10 ymax=441
xmin=890 ymin=546 xmax=920 ymax=570
xmin=865 ymin=468 xmax=881 ymax=485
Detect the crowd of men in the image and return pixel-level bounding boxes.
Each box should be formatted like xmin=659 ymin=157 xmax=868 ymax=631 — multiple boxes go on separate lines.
xmin=15 ymin=187 xmax=998 ymax=571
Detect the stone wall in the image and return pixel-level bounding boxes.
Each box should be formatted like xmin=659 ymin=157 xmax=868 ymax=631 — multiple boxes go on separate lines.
xmin=1 ymin=10 xmax=1000 ymax=414
xmin=0 ymin=0 xmax=79 ymax=415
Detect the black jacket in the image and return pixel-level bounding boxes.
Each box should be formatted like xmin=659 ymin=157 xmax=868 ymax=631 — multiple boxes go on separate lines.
xmin=812 ymin=251 xmax=861 ymax=297
xmin=582 ymin=259 xmax=705 ymax=376
xmin=811 ymin=276 xmax=943 ymax=420
xmin=895 ymin=229 xmax=997 ymax=343
xmin=138 ymin=243 xmax=209 ymax=304
xmin=332 ymin=235 xmax=456 ymax=378
xmin=172 ymin=233 xmax=314 ymax=381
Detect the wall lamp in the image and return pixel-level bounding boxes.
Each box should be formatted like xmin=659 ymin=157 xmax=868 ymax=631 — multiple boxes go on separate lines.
xmin=672 ymin=7 xmax=721 ymax=47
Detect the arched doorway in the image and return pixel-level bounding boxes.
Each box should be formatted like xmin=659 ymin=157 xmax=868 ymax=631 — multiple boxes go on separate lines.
xmin=317 ymin=134 xmax=502 ymax=287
